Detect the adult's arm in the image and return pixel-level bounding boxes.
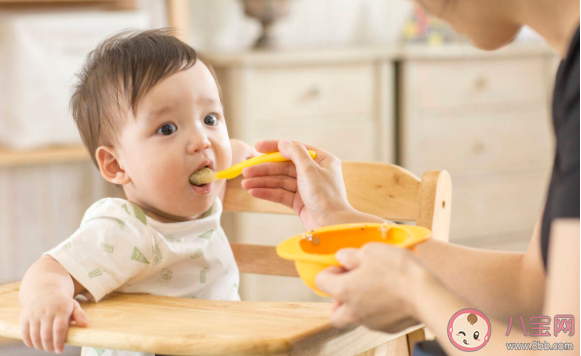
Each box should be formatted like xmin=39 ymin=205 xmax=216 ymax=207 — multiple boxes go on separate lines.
xmin=415 ymin=213 xmax=546 ymax=320
xmin=244 ymin=140 xmax=546 ymax=319
xmin=414 ymin=218 xmax=579 ymax=356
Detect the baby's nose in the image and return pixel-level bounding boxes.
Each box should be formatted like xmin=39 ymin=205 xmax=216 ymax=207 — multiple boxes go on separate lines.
xmin=187 ymin=138 xmax=211 ymax=154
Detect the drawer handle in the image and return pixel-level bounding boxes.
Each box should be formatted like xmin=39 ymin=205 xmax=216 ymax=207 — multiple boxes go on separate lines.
xmin=473 ymin=77 xmax=488 ymax=91
xmin=472 ymin=141 xmax=486 ymax=154
xmin=301 ymin=86 xmax=321 ymax=101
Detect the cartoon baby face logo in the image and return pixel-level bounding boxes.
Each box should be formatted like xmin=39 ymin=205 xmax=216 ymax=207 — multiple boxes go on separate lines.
xmin=448 ymin=308 xmax=491 ymax=351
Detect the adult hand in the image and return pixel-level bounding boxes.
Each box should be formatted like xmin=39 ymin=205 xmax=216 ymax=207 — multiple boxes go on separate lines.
xmin=316 ymin=243 xmax=434 ymax=333
xmin=241 ymin=140 xmax=363 ymax=231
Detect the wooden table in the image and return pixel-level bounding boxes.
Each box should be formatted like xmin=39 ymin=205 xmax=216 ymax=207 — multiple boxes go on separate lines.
xmin=0 ymin=283 xmax=417 ymax=356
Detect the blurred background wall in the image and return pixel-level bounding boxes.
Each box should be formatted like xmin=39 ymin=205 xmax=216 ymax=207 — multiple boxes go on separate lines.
xmin=186 ymin=0 xmax=411 ymax=51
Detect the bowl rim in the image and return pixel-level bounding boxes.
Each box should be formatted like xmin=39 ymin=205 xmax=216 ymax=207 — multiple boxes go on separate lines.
xmin=276 ymin=223 xmax=432 ymax=265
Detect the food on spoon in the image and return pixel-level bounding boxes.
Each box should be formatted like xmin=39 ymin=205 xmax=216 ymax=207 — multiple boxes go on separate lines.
xmin=189 ymin=167 xmax=216 ymax=186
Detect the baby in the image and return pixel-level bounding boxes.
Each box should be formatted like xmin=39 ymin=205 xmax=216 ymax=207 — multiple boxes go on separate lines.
xmin=18 ymin=29 xmax=255 ymax=356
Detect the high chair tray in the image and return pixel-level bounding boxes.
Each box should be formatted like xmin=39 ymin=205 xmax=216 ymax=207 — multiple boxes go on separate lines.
xmin=0 ymin=282 xmax=421 ymax=356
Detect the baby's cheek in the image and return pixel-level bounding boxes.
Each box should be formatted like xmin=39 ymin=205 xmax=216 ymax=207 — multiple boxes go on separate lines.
xmin=216 ymin=138 xmax=232 ymax=169
xmin=150 ymin=166 xmax=181 ymax=196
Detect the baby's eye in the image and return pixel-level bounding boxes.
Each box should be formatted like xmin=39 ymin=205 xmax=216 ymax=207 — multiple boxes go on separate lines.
xmin=157 ymin=123 xmax=177 ymax=136
xmin=473 ymin=331 xmax=479 ymax=340
xmin=458 ymin=331 xmax=466 ymax=336
xmin=204 ymin=114 xmax=218 ymax=126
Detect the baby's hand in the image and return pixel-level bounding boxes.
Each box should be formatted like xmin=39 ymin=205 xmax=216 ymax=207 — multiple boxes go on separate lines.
xmin=20 ymin=288 xmax=88 ymax=354
xmin=230 ymin=138 xmax=259 ymax=165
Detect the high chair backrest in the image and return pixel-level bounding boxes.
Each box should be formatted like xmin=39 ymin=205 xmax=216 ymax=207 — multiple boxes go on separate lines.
xmin=223 ymin=161 xmax=452 ymax=277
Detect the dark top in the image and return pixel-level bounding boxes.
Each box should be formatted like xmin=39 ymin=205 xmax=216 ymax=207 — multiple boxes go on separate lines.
xmin=541 ymin=26 xmax=580 ymax=269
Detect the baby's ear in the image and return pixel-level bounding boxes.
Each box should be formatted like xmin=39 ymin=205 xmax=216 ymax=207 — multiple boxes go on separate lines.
xmin=96 ymin=146 xmax=131 ymax=185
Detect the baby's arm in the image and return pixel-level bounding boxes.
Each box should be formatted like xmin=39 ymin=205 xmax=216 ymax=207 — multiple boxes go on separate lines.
xmin=19 ymin=255 xmax=88 ymax=354
xmin=219 ymin=139 xmax=259 ymax=201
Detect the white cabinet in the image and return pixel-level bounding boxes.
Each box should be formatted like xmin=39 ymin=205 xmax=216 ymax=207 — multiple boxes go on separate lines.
xmin=206 ymin=48 xmax=398 ymax=302
xmin=398 ymin=45 xmax=557 ymax=249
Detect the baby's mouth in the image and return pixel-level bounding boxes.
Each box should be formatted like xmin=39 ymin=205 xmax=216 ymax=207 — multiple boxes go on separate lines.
xmin=189 ymin=165 xmax=214 ymax=186
xmin=463 ymin=339 xmax=469 ymax=345
xmin=189 ymin=165 xmax=215 ymax=195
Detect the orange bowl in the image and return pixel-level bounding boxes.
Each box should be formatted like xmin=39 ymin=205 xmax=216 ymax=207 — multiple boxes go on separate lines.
xmin=276 ymin=223 xmax=431 ymax=296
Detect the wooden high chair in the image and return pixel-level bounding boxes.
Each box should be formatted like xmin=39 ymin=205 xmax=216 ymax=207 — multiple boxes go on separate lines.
xmin=0 ymin=162 xmax=451 ymax=356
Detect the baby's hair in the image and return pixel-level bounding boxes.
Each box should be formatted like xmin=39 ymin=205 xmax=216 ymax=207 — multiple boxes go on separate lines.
xmin=70 ymin=28 xmax=206 ymax=167
xmin=467 ymin=313 xmax=478 ymax=325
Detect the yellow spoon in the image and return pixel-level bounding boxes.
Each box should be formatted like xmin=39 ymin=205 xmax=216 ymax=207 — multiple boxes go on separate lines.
xmin=189 ymin=150 xmax=317 ymax=185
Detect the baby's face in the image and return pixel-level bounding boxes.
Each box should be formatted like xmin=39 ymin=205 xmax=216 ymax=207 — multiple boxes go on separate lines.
xmin=449 ymin=313 xmax=490 ymax=351
xmin=116 ymin=62 xmax=231 ymax=221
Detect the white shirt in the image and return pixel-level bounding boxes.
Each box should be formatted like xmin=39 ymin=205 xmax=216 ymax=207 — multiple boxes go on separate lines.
xmin=47 ymin=197 xmax=240 ymax=356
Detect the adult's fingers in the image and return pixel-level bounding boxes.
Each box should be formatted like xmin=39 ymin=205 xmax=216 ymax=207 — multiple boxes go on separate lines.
xmin=255 ymin=139 xmax=331 ymax=155
xmin=278 ymin=141 xmax=318 ymax=175
xmin=71 ymin=302 xmax=88 ymax=327
xmin=247 ymin=188 xmax=295 ymax=210
xmin=20 ymin=316 xmax=32 ymax=348
xmin=40 ymin=317 xmax=54 ymax=351
xmin=254 ymin=140 xmax=283 ymax=154
xmin=335 ymin=248 xmax=362 ymax=271
xmin=242 ymin=176 xmax=298 ymax=193
xmin=331 ymin=298 xmax=342 ymax=312
xmin=315 ymin=266 xmax=350 ymax=298
xmin=329 ymin=303 xmax=359 ymax=329
xmin=53 ymin=314 xmax=68 ymax=354
xmin=242 ymin=162 xmax=297 ymax=179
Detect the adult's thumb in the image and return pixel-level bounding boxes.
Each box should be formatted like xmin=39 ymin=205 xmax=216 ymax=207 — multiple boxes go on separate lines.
xmin=335 ymin=248 xmax=362 ymax=270
xmin=278 ymin=140 xmax=316 ymax=175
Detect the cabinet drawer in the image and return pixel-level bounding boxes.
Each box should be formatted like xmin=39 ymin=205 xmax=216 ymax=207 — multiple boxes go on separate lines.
xmin=247 ymin=64 xmax=375 ymax=120
xmin=244 ymin=119 xmax=383 ymax=162
xmin=402 ymin=112 xmax=554 ymax=176
xmin=405 ymin=58 xmax=547 ymax=112
xmin=450 ymin=173 xmax=548 ymax=240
